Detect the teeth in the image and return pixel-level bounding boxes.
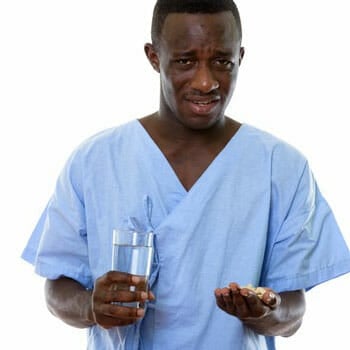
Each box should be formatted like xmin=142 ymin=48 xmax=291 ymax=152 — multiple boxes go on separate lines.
xmin=193 ymin=101 xmax=212 ymax=105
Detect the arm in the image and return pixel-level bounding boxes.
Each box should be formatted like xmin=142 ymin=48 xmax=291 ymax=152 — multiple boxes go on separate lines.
xmin=45 ymin=272 xmax=154 ymax=329
xmin=45 ymin=277 xmax=94 ymax=328
xmin=215 ymin=283 xmax=305 ymax=337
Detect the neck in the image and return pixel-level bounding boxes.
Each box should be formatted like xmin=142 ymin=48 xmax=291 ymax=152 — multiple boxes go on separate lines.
xmin=152 ymin=111 xmax=231 ymax=145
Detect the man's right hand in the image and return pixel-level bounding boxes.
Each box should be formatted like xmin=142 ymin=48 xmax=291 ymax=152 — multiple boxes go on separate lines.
xmin=91 ymin=271 xmax=154 ymax=329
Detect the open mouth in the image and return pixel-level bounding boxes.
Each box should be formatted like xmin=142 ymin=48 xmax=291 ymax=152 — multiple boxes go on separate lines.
xmin=187 ymin=97 xmax=220 ymax=115
xmin=192 ymin=100 xmax=216 ymax=105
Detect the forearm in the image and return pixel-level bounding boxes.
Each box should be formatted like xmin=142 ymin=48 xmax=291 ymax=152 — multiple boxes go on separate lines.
xmin=242 ymin=290 xmax=306 ymax=337
xmin=45 ymin=277 xmax=95 ymax=328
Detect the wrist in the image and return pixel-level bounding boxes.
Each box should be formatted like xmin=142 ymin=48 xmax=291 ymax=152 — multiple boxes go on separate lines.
xmin=241 ymin=309 xmax=280 ymax=336
xmin=81 ymin=289 xmax=95 ymax=326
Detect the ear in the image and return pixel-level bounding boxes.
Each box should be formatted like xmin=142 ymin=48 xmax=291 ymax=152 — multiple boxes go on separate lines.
xmin=239 ymin=47 xmax=245 ymax=66
xmin=144 ymin=43 xmax=160 ymax=73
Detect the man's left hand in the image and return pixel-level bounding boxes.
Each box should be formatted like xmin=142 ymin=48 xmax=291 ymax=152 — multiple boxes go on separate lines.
xmin=214 ymin=282 xmax=280 ymax=320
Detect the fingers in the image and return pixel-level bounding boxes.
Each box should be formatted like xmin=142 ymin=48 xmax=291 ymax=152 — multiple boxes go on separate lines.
xmin=92 ymin=271 xmax=155 ymax=329
xmin=239 ymin=288 xmax=267 ymax=318
xmin=234 ymin=288 xmax=252 ymax=317
xmin=215 ymin=283 xmax=280 ymax=320
xmin=95 ymin=271 xmax=152 ymax=303
xmin=148 ymin=290 xmax=156 ymax=301
xmin=103 ymin=289 xmax=149 ymax=304
xmin=100 ymin=271 xmax=146 ymax=287
xmin=214 ymin=288 xmax=225 ymax=310
xmin=261 ymin=289 xmax=280 ymax=309
xmin=215 ymin=285 xmax=250 ymax=317
xmin=215 ymin=287 xmax=237 ymax=315
xmin=98 ymin=303 xmax=145 ymax=319
xmin=94 ymin=304 xmax=144 ymax=329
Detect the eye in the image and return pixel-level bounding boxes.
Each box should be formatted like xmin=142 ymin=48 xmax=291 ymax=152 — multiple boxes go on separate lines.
xmin=176 ymin=58 xmax=193 ymax=65
xmin=173 ymin=58 xmax=195 ymax=70
xmin=213 ymin=59 xmax=234 ymax=70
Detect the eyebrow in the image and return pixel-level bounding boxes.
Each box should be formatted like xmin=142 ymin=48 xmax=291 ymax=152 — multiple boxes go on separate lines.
xmin=171 ymin=49 xmax=234 ymax=57
xmin=215 ymin=50 xmax=234 ymax=57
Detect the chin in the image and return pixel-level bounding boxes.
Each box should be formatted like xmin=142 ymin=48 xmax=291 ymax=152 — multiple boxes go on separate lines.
xmin=180 ymin=114 xmax=224 ymax=131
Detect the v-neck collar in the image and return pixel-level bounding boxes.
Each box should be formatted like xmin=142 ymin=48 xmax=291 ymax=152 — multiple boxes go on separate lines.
xmin=134 ymin=120 xmax=247 ymax=194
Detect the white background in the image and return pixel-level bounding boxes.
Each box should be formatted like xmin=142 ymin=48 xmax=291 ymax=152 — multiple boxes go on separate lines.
xmin=1 ymin=1 xmax=349 ymax=349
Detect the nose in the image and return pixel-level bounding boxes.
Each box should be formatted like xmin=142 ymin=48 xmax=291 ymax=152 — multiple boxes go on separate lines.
xmin=189 ymin=63 xmax=219 ymax=93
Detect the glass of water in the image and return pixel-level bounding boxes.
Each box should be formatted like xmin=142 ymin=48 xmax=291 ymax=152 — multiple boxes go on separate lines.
xmin=111 ymin=229 xmax=154 ymax=349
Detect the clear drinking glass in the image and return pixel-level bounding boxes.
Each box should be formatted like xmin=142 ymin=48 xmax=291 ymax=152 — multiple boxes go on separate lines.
xmin=111 ymin=229 xmax=154 ymax=350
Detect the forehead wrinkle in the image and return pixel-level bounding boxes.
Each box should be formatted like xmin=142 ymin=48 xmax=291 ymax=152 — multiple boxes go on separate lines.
xmin=160 ymin=12 xmax=238 ymax=53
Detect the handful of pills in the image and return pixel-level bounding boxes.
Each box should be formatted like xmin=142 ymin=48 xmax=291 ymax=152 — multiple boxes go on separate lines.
xmin=242 ymin=284 xmax=267 ymax=299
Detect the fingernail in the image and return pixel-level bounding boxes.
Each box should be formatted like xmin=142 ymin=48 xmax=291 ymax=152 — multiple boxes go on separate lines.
xmin=131 ymin=276 xmax=141 ymax=284
xmin=240 ymin=289 xmax=249 ymax=297
xmin=268 ymin=292 xmax=276 ymax=305
xmin=137 ymin=308 xmax=145 ymax=317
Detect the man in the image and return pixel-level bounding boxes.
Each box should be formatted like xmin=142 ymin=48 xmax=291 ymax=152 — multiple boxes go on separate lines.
xmin=22 ymin=1 xmax=350 ymax=349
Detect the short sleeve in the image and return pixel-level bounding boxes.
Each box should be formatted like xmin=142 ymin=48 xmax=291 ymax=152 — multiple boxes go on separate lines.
xmin=21 ymin=149 xmax=93 ymax=289
xmin=261 ymin=161 xmax=350 ymax=292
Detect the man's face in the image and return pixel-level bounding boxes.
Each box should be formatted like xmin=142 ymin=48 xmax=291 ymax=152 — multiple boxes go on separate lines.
xmin=146 ymin=11 xmax=244 ymax=130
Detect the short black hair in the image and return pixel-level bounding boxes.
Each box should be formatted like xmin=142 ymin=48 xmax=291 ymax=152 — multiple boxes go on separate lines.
xmin=151 ymin=0 xmax=242 ymax=48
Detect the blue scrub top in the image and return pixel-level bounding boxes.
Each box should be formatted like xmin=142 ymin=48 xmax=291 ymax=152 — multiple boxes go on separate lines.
xmin=22 ymin=121 xmax=350 ymax=350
